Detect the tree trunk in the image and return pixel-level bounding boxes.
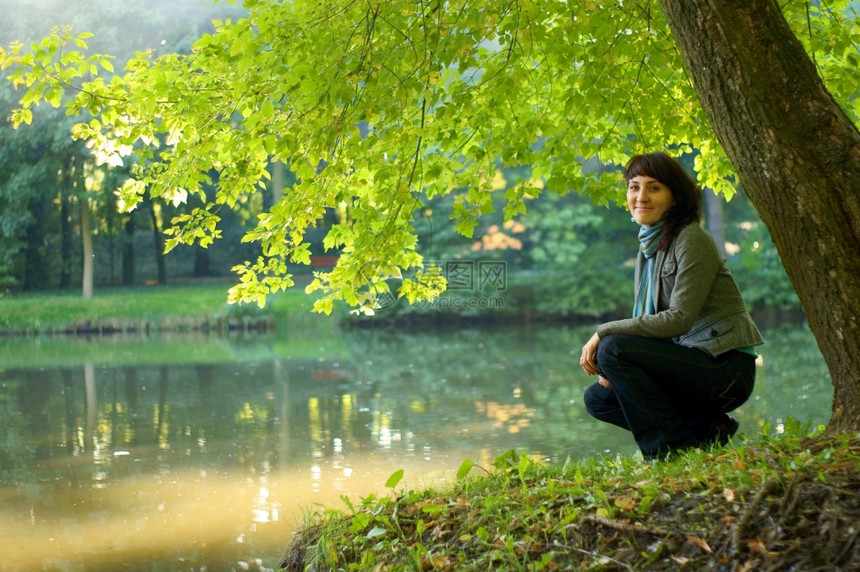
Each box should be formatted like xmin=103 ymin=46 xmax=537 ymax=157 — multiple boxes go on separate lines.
xmin=660 ymin=0 xmax=860 ymax=431
xmin=193 ymin=246 xmax=212 ymax=277
xmin=81 ymin=198 xmax=94 ymax=300
xmin=22 ymin=194 xmax=50 ymax=291
xmin=84 ymin=362 xmax=96 ymax=451
xmin=147 ymin=198 xmax=167 ymax=285
xmin=122 ymin=214 xmax=135 ymax=286
xmin=703 ymin=188 xmax=725 ymax=257
xmin=268 ymin=160 xmax=286 ymax=209
xmin=59 ymin=170 xmax=73 ymax=289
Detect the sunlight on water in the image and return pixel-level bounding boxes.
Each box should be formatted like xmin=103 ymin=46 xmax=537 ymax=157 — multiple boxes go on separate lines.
xmin=1 ymin=448 xmax=460 ymax=570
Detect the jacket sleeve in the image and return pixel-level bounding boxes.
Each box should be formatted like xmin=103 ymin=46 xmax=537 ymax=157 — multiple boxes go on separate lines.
xmin=596 ymin=225 xmax=721 ymax=340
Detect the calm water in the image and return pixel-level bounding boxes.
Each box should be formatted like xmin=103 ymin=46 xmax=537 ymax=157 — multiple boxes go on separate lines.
xmin=0 ymin=320 xmax=829 ymax=570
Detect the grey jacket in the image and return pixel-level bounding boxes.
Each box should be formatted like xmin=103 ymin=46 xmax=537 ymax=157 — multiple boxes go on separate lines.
xmin=596 ymin=223 xmax=764 ymax=357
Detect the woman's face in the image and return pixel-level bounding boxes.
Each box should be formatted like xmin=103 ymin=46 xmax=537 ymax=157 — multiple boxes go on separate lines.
xmin=626 ymin=175 xmax=675 ymax=227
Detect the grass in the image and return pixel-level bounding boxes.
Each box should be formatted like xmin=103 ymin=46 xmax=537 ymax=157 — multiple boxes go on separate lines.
xmin=0 ymin=282 xmax=352 ymax=367
xmin=0 ymin=281 xmax=325 ymax=334
xmin=281 ymin=420 xmax=860 ymax=571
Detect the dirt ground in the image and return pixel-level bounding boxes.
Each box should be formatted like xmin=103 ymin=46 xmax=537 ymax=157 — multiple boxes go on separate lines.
xmin=574 ymin=440 xmax=860 ymax=570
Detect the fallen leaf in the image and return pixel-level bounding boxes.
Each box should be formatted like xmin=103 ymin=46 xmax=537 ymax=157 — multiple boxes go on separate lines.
xmin=614 ymin=496 xmax=637 ymax=511
xmin=686 ymin=535 xmax=713 ymax=553
xmin=736 ymin=559 xmax=760 ymax=572
xmin=748 ymin=539 xmax=780 ymax=557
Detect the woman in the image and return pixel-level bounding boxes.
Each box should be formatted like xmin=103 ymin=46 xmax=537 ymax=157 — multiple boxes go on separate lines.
xmin=580 ymin=152 xmax=763 ymax=460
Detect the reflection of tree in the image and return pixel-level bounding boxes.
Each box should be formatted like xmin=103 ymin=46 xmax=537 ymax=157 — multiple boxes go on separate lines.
xmin=85 ymin=362 xmax=96 ymax=453
xmin=64 ymin=369 xmax=77 ymax=454
xmin=0 ymin=326 xmax=831 ymax=493
xmin=335 ymin=325 xmax=632 ymax=459
xmin=272 ymin=358 xmax=369 ymax=460
xmin=341 ymin=328 xmax=533 ymax=450
xmin=197 ymin=364 xmax=214 ymax=409
xmin=16 ymin=370 xmax=53 ymax=459
xmin=123 ymin=366 xmax=145 ymax=448
xmin=0 ymin=375 xmax=30 ymax=482
xmin=156 ymin=366 xmax=169 ymax=446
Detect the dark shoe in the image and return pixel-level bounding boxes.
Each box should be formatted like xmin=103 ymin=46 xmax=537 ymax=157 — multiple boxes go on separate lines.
xmin=716 ymin=415 xmax=740 ymax=444
xmin=701 ymin=414 xmax=739 ymax=447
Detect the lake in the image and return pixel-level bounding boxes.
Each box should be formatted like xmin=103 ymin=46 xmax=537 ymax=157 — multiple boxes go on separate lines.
xmin=0 ymin=318 xmax=830 ymax=570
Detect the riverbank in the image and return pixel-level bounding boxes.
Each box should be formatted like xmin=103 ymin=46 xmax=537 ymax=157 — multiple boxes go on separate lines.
xmin=0 ymin=282 xmax=320 ymax=335
xmin=0 ymin=281 xmax=808 ymax=336
xmin=280 ymin=427 xmax=860 ymax=570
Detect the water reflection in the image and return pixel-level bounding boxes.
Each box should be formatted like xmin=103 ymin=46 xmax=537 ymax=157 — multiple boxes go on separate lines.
xmin=0 ymin=322 xmax=830 ymax=570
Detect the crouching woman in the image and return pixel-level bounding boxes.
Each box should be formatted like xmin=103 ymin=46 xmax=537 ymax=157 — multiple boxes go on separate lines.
xmin=580 ymin=152 xmax=763 ymax=461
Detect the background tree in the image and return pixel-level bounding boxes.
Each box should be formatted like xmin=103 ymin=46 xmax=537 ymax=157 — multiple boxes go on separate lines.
xmin=0 ymin=0 xmax=247 ymax=292
xmin=1 ymin=1 xmax=857 ymax=426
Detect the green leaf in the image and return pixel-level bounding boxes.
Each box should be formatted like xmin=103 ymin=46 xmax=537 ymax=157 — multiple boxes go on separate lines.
xmin=492 ymin=449 xmax=520 ymax=471
xmin=456 ymin=459 xmax=476 ymax=480
xmin=350 ymin=512 xmax=370 ymax=533
xmin=45 ymin=85 xmax=64 ymax=107
xmin=384 ymin=469 xmax=404 ymax=489
xmin=365 ymin=527 xmax=387 ymax=540
xmin=10 ymin=108 xmax=33 ymax=127
xmin=420 ymin=503 xmax=446 ymax=516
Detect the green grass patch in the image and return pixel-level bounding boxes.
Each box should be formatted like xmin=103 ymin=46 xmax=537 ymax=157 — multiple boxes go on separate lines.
xmin=282 ymin=420 xmax=860 ymax=571
xmin=0 ymin=282 xmax=351 ymax=366
xmin=0 ymin=282 xmax=323 ymax=334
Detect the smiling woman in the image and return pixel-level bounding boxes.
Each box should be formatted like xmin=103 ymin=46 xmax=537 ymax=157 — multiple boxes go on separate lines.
xmin=626 ymin=176 xmax=675 ymax=227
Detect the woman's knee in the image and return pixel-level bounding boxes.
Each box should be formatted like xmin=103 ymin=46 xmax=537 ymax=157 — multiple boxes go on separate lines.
xmin=597 ymin=334 xmax=663 ymax=369
xmin=583 ymin=382 xmax=629 ymax=428
xmin=596 ymin=334 xmax=629 ymax=368
xmin=583 ymin=382 xmax=612 ymax=416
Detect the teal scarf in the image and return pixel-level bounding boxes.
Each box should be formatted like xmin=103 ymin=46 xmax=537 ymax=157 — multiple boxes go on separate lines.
xmin=633 ymin=217 xmax=667 ymax=317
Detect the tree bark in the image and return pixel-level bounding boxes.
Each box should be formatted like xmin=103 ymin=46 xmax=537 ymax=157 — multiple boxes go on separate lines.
xmin=59 ymin=159 xmax=73 ymax=289
xmin=660 ymin=0 xmax=860 ymax=430
xmin=704 ymin=188 xmax=725 ymax=257
xmin=147 ymin=198 xmax=167 ymax=285
xmin=22 ymin=194 xmax=50 ymax=291
xmin=81 ymin=198 xmax=94 ymax=300
xmin=193 ymin=246 xmax=212 ymax=277
xmin=122 ymin=214 xmax=135 ymax=286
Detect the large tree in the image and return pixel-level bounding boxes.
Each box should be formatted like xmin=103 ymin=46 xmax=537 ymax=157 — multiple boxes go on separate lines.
xmin=661 ymin=0 xmax=860 ymax=431
xmin=1 ymin=0 xmax=858 ymax=427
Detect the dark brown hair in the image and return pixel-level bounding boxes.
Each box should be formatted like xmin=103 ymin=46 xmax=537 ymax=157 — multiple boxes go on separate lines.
xmin=624 ymin=152 xmax=702 ymax=252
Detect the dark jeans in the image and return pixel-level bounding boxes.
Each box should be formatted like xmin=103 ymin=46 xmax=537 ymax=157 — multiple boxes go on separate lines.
xmin=583 ymin=334 xmax=756 ymax=459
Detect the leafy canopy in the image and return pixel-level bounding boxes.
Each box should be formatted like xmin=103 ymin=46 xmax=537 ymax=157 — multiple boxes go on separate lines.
xmin=1 ymin=0 xmax=856 ymax=312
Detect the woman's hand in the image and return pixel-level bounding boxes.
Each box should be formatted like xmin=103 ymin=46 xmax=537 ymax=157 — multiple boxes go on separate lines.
xmin=580 ymin=332 xmax=601 ymax=376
